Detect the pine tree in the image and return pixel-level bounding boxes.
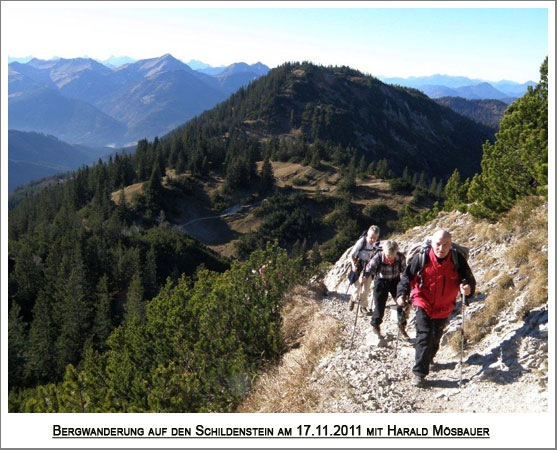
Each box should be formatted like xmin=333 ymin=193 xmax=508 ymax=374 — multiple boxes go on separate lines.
xmin=310 ymin=147 xmax=321 ymax=169
xmin=26 ymin=291 xmax=57 ymax=384
xmin=54 ymin=254 xmax=92 ymax=375
xmin=429 ymin=177 xmax=438 ymax=195
xmin=145 ymin=163 xmax=163 ymax=215
xmin=92 ymin=275 xmax=113 ymax=351
xmin=143 ymin=246 xmax=158 ymax=300
xmin=124 ymin=272 xmax=145 ymax=324
xmin=444 ymin=169 xmax=467 ymax=211
xmin=291 ymin=239 xmax=302 ymax=258
xmin=116 ymin=188 xmax=129 ymax=223
xmin=417 ymin=171 xmax=426 ymax=188
xmin=8 ymin=302 xmax=28 ymax=388
xmin=156 ymin=153 xmax=166 ymax=179
xmin=309 ymin=241 xmax=322 ymax=266
xmin=358 ymin=155 xmax=367 ymax=175
xmin=13 ymin=242 xmax=42 ymax=314
xmin=468 ymin=57 xmax=548 ymax=217
xmin=175 ymin=152 xmax=187 ymax=174
xmin=259 ymin=158 xmax=274 ymax=193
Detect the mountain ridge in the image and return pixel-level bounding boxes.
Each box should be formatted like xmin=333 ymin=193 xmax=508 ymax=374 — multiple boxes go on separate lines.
xmin=8 ymin=54 xmax=271 ymax=147
xmin=434 ymin=97 xmax=508 ymax=129
xmin=8 ymin=130 xmax=112 ymax=191
xmin=378 ymin=74 xmax=535 ymax=101
xmin=169 ymin=62 xmax=494 ymax=180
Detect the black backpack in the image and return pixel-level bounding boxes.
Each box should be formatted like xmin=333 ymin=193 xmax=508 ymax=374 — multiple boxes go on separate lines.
xmin=406 ymin=238 xmax=469 ymax=287
xmin=348 ymin=235 xmax=382 ymax=284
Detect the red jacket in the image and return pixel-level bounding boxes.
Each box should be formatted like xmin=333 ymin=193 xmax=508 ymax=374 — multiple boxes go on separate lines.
xmin=410 ymin=248 xmax=461 ymax=319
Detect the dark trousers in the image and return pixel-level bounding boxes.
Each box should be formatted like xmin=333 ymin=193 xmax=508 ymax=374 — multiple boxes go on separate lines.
xmin=413 ymin=306 xmax=448 ymax=377
xmin=370 ymin=278 xmax=406 ymax=327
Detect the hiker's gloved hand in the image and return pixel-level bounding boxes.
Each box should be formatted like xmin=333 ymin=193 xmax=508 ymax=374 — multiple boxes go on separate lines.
xmin=460 ymin=283 xmax=471 ymax=296
xmin=396 ymin=296 xmax=406 ymax=307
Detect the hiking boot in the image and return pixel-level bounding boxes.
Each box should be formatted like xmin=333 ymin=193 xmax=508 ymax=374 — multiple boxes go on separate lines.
xmin=348 ymin=300 xmax=355 ymax=311
xmin=371 ymin=324 xmax=382 ymax=337
xmin=360 ymin=306 xmax=369 ymax=315
xmin=413 ymin=375 xmax=426 ymax=388
xmin=398 ymin=324 xmax=410 ymax=340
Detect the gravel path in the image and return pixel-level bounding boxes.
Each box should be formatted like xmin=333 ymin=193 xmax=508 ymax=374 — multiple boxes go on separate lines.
xmin=309 ymin=289 xmax=548 ymax=413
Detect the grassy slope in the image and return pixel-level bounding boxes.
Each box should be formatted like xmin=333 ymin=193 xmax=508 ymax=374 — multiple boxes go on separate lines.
xmin=111 ymin=161 xmax=416 ymax=258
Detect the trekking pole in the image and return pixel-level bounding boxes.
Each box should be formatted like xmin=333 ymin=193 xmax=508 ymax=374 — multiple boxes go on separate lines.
xmin=349 ymin=285 xmax=363 ymax=350
xmin=459 ymin=280 xmax=468 ymax=389
xmin=394 ymin=324 xmax=401 ymax=358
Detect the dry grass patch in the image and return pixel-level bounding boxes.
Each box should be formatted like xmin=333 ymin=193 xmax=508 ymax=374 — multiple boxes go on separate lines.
xmin=472 ymin=222 xmax=494 ymax=243
xmin=454 ymin=287 xmax=510 ymax=348
xmin=506 ymin=238 xmax=536 ymax=266
xmin=110 ymin=182 xmax=145 ymax=206
xmin=238 ymin=286 xmax=343 ymax=413
xmin=502 ymin=196 xmax=545 ymax=234
xmin=497 ymin=273 xmax=515 ymax=290
xmin=484 ymin=269 xmax=500 ymax=284
xmin=473 ymin=252 xmax=498 ymax=266
xmin=517 ymin=255 xmax=548 ymax=317
xmin=451 ymin=198 xmax=548 ymax=349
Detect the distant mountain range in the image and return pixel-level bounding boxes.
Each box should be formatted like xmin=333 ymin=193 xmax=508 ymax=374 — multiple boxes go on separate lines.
xmin=99 ymin=55 xmax=137 ymax=68
xmin=8 ymin=54 xmax=270 ymax=147
xmin=8 ymin=56 xmax=528 ymax=190
xmin=186 ymin=59 xmax=227 ymax=75
xmin=378 ymin=74 xmax=536 ymax=104
xmin=7 ymin=130 xmax=114 ymax=192
xmin=8 ymin=56 xmax=34 ymax=64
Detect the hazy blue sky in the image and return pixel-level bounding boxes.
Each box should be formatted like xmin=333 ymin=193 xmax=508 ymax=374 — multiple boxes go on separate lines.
xmin=2 ymin=3 xmax=552 ymax=82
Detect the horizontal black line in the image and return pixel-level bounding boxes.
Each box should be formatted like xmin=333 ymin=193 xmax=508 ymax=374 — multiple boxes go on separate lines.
xmin=52 ymin=436 xmax=489 ymax=439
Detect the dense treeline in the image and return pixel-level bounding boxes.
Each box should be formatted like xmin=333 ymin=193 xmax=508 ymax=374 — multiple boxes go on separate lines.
xmin=468 ymin=57 xmax=548 ymax=217
xmin=8 ymin=155 xmax=230 ymax=394
xmin=9 ymin=243 xmax=307 ymax=412
xmin=438 ymin=57 xmax=548 ymax=219
xmin=160 ymin=62 xmax=492 ymax=181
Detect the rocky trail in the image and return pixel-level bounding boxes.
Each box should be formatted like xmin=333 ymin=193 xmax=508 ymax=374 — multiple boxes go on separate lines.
xmin=312 ymin=290 xmax=548 ymax=413
xmin=309 ymin=210 xmax=549 ymax=413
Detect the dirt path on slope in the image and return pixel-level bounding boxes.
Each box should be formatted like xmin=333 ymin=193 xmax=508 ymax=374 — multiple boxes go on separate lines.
xmin=310 ymin=289 xmax=548 ymax=413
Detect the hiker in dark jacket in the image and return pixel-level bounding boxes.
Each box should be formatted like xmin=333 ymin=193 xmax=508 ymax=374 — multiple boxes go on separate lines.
xmin=347 ymin=225 xmax=381 ymax=314
xmin=396 ymin=229 xmax=476 ymax=387
xmin=361 ymin=240 xmax=407 ymax=339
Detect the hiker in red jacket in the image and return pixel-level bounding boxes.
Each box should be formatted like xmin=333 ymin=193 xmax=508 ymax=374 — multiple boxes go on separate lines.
xmin=396 ymin=229 xmax=475 ymax=387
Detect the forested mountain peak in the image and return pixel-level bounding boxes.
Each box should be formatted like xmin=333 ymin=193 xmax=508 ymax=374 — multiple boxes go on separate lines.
xmin=171 ymin=62 xmax=493 ymax=180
